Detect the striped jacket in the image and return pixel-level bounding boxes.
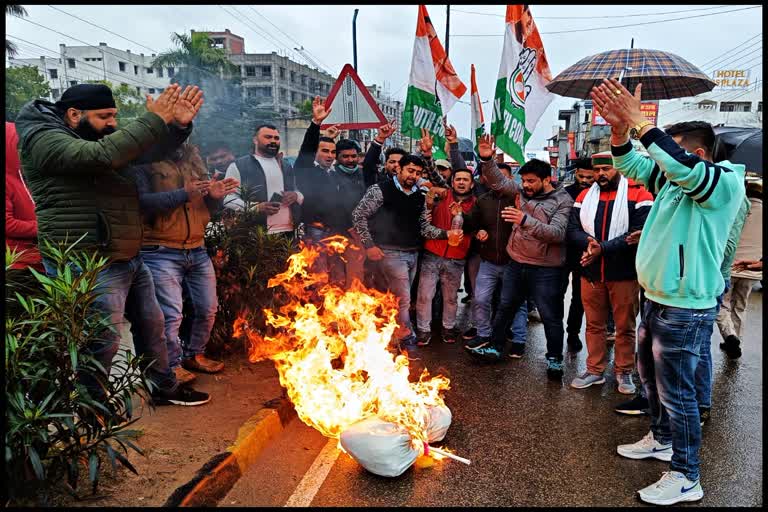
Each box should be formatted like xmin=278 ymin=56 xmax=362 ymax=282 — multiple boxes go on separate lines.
xmin=567 ymin=179 xmax=654 ymax=283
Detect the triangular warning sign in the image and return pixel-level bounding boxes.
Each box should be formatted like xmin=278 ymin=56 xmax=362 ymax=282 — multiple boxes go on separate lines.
xmin=320 ymin=64 xmax=388 ymax=130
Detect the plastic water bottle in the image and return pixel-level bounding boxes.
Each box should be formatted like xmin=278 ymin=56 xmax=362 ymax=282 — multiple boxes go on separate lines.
xmin=448 ymin=213 xmax=463 ymax=246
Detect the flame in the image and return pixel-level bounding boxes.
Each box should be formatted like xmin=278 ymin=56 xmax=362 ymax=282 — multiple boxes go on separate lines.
xmin=234 ymin=239 xmax=450 ymax=443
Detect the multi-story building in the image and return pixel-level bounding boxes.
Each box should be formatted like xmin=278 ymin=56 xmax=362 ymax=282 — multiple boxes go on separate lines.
xmin=9 ymin=42 xmax=172 ymax=102
xmin=657 ymin=86 xmax=762 ymax=128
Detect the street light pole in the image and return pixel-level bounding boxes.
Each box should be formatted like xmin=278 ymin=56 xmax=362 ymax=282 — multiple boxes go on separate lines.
xmin=353 ymin=9 xmax=359 ymax=71
xmin=445 ymin=5 xmax=450 ymax=57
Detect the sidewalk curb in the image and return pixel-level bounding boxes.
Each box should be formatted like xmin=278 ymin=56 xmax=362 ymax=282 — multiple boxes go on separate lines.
xmin=164 ymin=396 xmax=295 ymax=507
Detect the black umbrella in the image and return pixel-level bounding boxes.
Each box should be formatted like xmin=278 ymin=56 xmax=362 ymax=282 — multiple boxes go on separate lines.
xmin=713 ymin=127 xmax=762 ymax=174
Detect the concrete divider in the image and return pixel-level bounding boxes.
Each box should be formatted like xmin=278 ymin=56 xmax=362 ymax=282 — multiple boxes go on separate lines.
xmin=164 ymin=396 xmax=294 ymax=507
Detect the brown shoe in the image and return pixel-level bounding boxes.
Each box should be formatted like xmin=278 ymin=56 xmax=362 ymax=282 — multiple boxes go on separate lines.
xmin=183 ymin=354 xmax=224 ymax=374
xmin=174 ymin=366 xmax=197 ymax=385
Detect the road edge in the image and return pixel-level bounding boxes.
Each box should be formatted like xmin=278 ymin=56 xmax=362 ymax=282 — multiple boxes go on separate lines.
xmin=163 ymin=396 xmax=295 ymax=507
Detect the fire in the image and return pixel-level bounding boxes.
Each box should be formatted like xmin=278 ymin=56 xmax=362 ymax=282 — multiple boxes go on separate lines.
xmin=234 ymin=238 xmax=450 ymax=444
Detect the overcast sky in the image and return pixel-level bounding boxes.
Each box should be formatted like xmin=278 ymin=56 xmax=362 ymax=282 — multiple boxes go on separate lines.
xmin=7 ymin=4 xmax=763 ymax=149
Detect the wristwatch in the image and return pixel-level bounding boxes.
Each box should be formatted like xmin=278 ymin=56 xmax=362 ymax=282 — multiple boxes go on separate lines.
xmin=630 ymin=120 xmax=655 ymax=139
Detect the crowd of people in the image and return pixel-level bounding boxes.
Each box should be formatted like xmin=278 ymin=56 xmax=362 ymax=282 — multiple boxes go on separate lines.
xmin=5 ymin=80 xmax=762 ymax=505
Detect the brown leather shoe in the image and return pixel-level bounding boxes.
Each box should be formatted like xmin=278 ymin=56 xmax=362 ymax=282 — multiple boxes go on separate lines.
xmin=174 ymin=366 xmax=197 ymax=385
xmin=183 ymin=354 xmax=224 ymax=374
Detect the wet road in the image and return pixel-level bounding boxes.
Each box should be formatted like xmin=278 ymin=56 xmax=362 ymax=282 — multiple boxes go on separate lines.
xmin=224 ymin=285 xmax=763 ymax=507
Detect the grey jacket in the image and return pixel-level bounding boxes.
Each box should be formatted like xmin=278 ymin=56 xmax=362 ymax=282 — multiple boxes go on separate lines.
xmin=480 ymin=158 xmax=574 ymax=267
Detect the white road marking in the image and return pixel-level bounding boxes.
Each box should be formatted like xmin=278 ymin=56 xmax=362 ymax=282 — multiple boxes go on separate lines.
xmin=284 ymin=438 xmax=340 ymax=507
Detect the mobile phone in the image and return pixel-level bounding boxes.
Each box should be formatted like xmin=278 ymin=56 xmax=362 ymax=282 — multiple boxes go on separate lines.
xmin=270 ymin=192 xmax=284 ymax=203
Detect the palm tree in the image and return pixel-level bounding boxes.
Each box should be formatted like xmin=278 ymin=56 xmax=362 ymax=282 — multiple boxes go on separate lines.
xmin=5 ymin=5 xmax=28 ymax=58
xmin=152 ymin=32 xmax=238 ymax=86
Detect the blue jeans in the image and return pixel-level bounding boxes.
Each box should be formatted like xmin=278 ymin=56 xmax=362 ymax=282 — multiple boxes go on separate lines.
xmin=416 ymin=252 xmax=465 ymax=332
xmin=492 ymin=261 xmax=565 ymax=359
xmin=141 ymin=246 xmax=218 ymax=368
xmin=473 ymin=259 xmax=527 ymax=340
xmin=637 ymin=300 xmax=718 ymax=482
xmin=695 ymin=281 xmax=729 ymax=409
xmin=378 ymin=249 xmax=419 ymax=339
xmin=42 ymin=256 xmax=176 ymax=394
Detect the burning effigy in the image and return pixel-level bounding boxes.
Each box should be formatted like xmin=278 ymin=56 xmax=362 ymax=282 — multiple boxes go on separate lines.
xmin=233 ymin=236 xmax=469 ymax=476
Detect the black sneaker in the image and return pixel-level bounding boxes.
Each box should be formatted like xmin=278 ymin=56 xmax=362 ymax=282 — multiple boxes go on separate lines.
xmin=614 ymin=394 xmax=649 ymax=415
xmin=416 ymin=330 xmax=432 ymax=347
xmin=464 ymin=336 xmax=490 ymax=350
xmin=546 ymin=357 xmax=564 ymax=379
xmin=461 ymin=295 xmax=472 ymax=304
xmin=442 ymin=328 xmax=460 ymax=344
xmin=462 ymin=327 xmax=478 ymax=340
xmin=152 ymin=386 xmax=211 ymax=407
xmin=699 ymin=407 xmax=711 ymax=427
xmin=719 ymin=335 xmax=742 ymax=358
xmin=508 ymin=342 xmax=525 ymax=359
xmin=567 ymin=334 xmax=583 ymax=353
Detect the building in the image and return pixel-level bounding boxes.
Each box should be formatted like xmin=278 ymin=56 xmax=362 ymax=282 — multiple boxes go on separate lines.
xmin=358 ymin=84 xmax=406 ymax=150
xmin=657 ymin=86 xmax=762 ymax=128
xmin=9 ymin=42 xmax=172 ymax=102
xmin=228 ymin=50 xmax=335 ymax=116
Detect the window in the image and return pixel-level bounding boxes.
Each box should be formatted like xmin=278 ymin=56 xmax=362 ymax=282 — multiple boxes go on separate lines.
xmin=245 ymin=65 xmax=256 ymax=77
xmin=301 ymin=74 xmax=307 ymax=86
xmin=157 ymin=88 xmax=164 ymax=93
xmin=70 ymin=80 xmax=78 ymax=86
xmin=167 ymin=67 xmax=175 ymax=77
xmin=280 ymin=87 xmax=288 ymax=101
xmin=261 ymin=65 xmax=271 ymax=78
xmin=119 ymin=61 xmax=126 ymax=72
xmin=51 ymin=88 xmax=60 ymax=99
xmin=291 ymin=91 xmax=299 ymax=103
xmin=279 ymin=67 xmax=286 ymax=79
xmin=247 ymin=86 xmax=273 ymax=99
xmin=720 ymin=101 xmax=751 ymax=112
xmin=137 ymin=86 xmax=143 ymax=94
xmin=758 ymin=102 xmax=763 ymax=113
xmin=67 ymin=58 xmax=76 ymax=69
xmin=146 ymin=67 xmax=153 ymax=74
xmin=49 ymin=68 xmax=58 ymax=79
xmin=157 ymin=68 xmax=163 ymax=78
xmin=148 ymin=88 xmax=156 ymax=94
xmin=133 ymin=65 xmax=139 ymax=75
xmin=290 ymin=70 xmax=296 ymax=83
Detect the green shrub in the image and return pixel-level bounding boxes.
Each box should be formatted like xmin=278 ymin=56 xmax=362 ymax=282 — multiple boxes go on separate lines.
xmin=5 ymin=241 xmax=152 ymax=504
xmin=204 ymin=191 xmax=297 ymax=355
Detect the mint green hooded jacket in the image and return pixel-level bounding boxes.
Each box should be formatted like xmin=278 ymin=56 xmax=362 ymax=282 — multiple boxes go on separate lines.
xmin=611 ymin=128 xmax=745 ymax=309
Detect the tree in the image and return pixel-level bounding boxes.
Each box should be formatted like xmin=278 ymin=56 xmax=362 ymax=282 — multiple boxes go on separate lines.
xmin=5 ymin=65 xmax=50 ymax=121
xmin=86 ymin=80 xmax=146 ymax=121
xmin=296 ymin=99 xmax=313 ymax=117
xmin=5 ymin=5 xmax=27 ymax=59
xmin=152 ymin=32 xmax=238 ymax=86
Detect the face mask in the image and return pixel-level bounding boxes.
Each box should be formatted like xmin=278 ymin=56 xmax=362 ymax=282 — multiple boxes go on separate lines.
xmin=337 ymin=163 xmax=358 ymax=175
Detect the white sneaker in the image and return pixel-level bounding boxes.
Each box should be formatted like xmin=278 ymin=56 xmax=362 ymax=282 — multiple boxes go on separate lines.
xmin=616 ymin=373 xmax=636 ymax=395
xmin=638 ymin=471 xmax=704 ymax=505
xmin=617 ymin=431 xmax=672 ymax=461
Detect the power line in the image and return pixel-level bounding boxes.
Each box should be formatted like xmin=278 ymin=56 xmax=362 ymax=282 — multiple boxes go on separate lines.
xmin=7 ymin=35 xmax=167 ymax=91
xmin=660 ymin=78 xmax=762 ymax=119
xmin=244 ymin=6 xmax=334 ymax=75
xmin=451 ymin=6 xmax=761 ymax=36
xmin=10 ymin=12 xmax=224 ymax=82
xmin=701 ymin=41 xmax=762 ymax=72
xmin=45 ymin=5 xmax=158 ymax=54
xmin=698 ymin=33 xmax=762 ymax=69
xmin=221 ymin=4 xmax=293 ymax=54
xmin=453 ymin=5 xmax=733 ymax=20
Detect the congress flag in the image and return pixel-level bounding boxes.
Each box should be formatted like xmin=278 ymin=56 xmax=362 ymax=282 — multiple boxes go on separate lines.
xmin=402 ymin=4 xmax=467 ymax=158
xmin=490 ymin=5 xmax=554 ymax=164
